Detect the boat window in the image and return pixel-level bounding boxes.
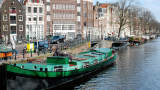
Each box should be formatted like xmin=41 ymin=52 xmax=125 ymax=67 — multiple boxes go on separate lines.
xmin=40 ymin=68 xmax=43 ymax=71
xmin=91 ymin=52 xmax=103 ymax=55
xmin=84 ymin=54 xmax=96 ymax=57
xmin=54 ymin=66 xmax=63 ymax=72
xmin=83 ymin=62 xmax=89 ymax=68
xmin=45 ymin=68 xmax=48 ymax=72
xmin=106 ymin=54 xmax=108 ymax=57
xmin=72 ymin=57 xmax=86 ymax=61
xmin=34 ymin=66 xmax=37 ymax=69
xmin=13 ymin=64 xmax=16 ymax=66
xmin=21 ymin=65 xmax=24 ymax=69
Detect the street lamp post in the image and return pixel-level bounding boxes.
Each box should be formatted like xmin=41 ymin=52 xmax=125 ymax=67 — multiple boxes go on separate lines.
xmin=36 ymin=17 xmax=38 ymax=53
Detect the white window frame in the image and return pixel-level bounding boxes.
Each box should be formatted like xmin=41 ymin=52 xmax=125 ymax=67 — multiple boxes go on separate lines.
xmin=39 ymin=7 xmax=43 ymax=13
xmin=18 ymin=15 xmax=23 ymax=21
xmin=19 ymin=25 xmax=23 ymax=31
xmin=28 ymin=17 xmax=31 ymax=21
xmin=66 ymin=4 xmax=68 ymax=10
xmin=33 ymin=17 xmax=37 ymax=21
xmin=39 ymin=16 xmax=43 ymax=21
xmin=3 ymin=25 xmax=8 ymax=31
xmin=33 ymin=7 xmax=37 ymax=13
xmin=28 ymin=7 xmax=31 ymax=13
xmin=46 ymin=0 xmax=50 ymax=2
xmin=3 ymin=14 xmax=8 ymax=21
xmin=77 ymin=0 xmax=80 ymax=3
xmin=47 ymin=15 xmax=51 ymax=21
xmin=62 ymin=4 xmax=65 ymax=10
xmin=46 ymin=5 xmax=50 ymax=11
xmin=53 ymin=4 xmax=56 ymax=9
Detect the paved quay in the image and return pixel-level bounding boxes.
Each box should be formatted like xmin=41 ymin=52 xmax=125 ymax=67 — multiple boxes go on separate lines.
xmin=0 ymin=40 xmax=113 ymax=65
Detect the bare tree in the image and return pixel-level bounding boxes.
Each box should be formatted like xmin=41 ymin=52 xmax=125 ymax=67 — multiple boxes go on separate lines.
xmin=129 ymin=6 xmax=159 ymax=35
xmin=128 ymin=6 xmax=141 ymax=36
xmin=114 ymin=0 xmax=135 ymax=38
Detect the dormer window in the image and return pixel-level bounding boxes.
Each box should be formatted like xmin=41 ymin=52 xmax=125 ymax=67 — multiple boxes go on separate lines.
xmin=11 ymin=1 xmax=14 ymax=5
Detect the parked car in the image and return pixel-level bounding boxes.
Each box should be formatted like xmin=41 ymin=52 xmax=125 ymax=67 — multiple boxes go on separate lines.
xmin=49 ymin=35 xmax=65 ymax=44
xmin=33 ymin=40 xmax=48 ymax=52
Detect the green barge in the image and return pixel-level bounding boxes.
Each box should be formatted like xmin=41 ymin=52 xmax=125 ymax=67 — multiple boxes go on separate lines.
xmin=6 ymin=48 xmax=117 ymax=89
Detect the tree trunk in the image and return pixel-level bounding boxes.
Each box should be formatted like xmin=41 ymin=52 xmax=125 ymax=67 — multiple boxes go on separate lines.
xmin=118 ymin=26 xmax=122 ymax=38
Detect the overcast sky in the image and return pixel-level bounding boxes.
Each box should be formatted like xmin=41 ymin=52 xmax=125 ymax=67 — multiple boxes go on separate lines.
xmin=94 ymin=0 xmax=160 ymax=22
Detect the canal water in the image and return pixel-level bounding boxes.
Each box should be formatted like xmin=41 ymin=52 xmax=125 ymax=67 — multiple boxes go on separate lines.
xmin=75 ymin=38 xmax=160 ymax=90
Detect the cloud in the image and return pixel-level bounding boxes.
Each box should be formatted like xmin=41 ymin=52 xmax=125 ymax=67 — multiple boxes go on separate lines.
xmin=139 ymin=0 xmax=160 ymax=22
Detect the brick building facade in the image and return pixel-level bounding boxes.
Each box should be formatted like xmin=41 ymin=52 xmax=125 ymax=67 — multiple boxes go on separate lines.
xmin=24 ymin=0 xmax=45 ymax=41
xmin=0 ymin=0 xmax=25 ymax=43
xmin=44 ymin=0 xmax=94 ymax=40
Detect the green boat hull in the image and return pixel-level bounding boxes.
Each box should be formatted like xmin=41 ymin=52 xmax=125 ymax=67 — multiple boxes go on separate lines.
xmin=6 ymin=54 xmax=117 ymax=78
xmin=6 ymin=48 xmax=117 ymax=90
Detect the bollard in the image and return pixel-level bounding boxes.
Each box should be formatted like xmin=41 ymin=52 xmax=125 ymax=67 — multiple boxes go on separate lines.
xmin=15 ymin=52 xmax=16 ymax=60
xmin=0 ymin=64 xmax=7 ymax=90
xmin=23 ymin=49 xmax=25 ymax=59
xmin=38 ymin=50 xmax=40 ymax=56
xmin=31 ymin=49 xmax=32 ymax=57
xmin=43 ymin=49 xmax=45 ymax=54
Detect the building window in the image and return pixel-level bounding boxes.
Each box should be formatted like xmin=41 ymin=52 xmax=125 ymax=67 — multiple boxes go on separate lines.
xmin=66 ymin=4 xmax=68 ymax=10
xmin=46 ymin=5 xmax=50 ymax=11
xmin=68 ymin=25 xmax=75 ymax=30
xmin=3 ymin=25 xmax=8 ymax=31
xmin=71 ymin=5 xmax=75 ymax=10
xmin=47 ymin=15 xmax=50 ymax=21
xmin=53 ymin=4 xmax=56 ymax=9
xmin=3 ymin=15 xmax=8 ymax=21
xmin=77 ymin=3 xmax=80 ymax=6
xmin=28 ymin=7 xmax=31 ymax=13
xmin=54 ymin=25 xmax=61 ymax=30
xmin=39 ymin=17 xmax=43 ymax=21
xmin=18 ymin=15 xmax=23 ymax=21
xmin=62 ymin=4 xmax=65 ymax=10
xmin=19 ymin=25 xmax=23 ymax=31
xmin=9 ymin=7 xmax=16 ymax=13
xmin=39 ymin=7 xmax=43 ymax=13
xmin=77 ymin=12 xmax=81 ymax=16
xmin=77 ymin=0 xmax=80 ymax=3
xmin=11 ymin=1 xmax=14 ymax=5
xmin=10 ymin=26 xmax=16 ymax=34
xmin=28 ymin=18 xmax=31 ymax=21
xmin=84 ymin=13 xmax=87 ymax=18
xmin=34 ymin=7 xmax=37 ymax=13
xmin=62 ymin=25 xmax=68 ymax=30
xmin=10 ymin=16 xmax=16 ymax=24
xmin=33 ymin=17 xmax=37 ymax=21
xmin=10 ymin=16 xmax=16 ymax=20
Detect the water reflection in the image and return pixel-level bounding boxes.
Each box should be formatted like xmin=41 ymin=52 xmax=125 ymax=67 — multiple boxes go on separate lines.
xmin=75 ymin=38 xmax=160 ymax=90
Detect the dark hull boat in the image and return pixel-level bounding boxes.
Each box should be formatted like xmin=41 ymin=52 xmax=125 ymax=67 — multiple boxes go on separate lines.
xmin=5 ymin=48 xmax=117 ymax=90
xmin=112 ymin=41 xmax=129 ymax=50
